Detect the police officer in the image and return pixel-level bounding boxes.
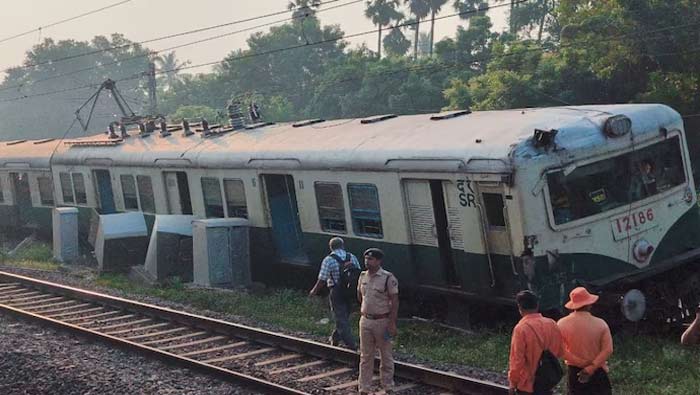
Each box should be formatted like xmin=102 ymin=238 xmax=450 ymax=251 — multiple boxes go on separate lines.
xmin=357 ymin=248 xmax=399 ymax=395
xmin=309 ymin=237 xmax=361 ymax=349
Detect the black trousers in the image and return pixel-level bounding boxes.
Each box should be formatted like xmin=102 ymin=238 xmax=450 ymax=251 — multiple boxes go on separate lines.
xmin=567 ymin=366 xmax=612 ymax=395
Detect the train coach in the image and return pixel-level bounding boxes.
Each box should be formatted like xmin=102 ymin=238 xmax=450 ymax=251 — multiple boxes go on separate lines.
xmin=2 ymin=103 xmax=700 ymax=323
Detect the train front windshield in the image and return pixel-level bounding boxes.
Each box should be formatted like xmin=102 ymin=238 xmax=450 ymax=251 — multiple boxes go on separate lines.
xmin=547 ymin=136 xmax=686 ymax=225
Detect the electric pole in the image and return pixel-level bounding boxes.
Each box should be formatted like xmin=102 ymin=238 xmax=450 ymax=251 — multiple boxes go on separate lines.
xmin=147 ymin=61 xmax=157 ymax=116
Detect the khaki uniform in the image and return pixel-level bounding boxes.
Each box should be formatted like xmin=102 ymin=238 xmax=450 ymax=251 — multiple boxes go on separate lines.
xmin=357 ymin=268 xmax=399 ymax=393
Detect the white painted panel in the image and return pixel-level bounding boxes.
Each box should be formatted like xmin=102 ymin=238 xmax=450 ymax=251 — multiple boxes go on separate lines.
xmin=442 ymin=181 xmax=464 ymax=249
xmin=404 ymin=180 xmax=438 ymax=247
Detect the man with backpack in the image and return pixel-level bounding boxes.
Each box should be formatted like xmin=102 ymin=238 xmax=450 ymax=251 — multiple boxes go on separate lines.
xmin=309 ymin=237 xmax=362 ymax=350
xmin=508 ymin=290 xmax=563 ymax=395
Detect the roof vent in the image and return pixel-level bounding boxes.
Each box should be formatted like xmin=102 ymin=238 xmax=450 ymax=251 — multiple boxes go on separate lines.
xmin=65 ymin=139 xmax=123 ymax=147
xmin=361 ymin=114 xmax=397 ymax=124
xmin=33 ymin=138 xmax=56 ymax=145
xmin=293 ymin=119 xmax=326 ymax=128
xmin=430 ymin=109 xmax=471 ymax=121
xmin=6 ymin=140 xmax=27 ymax=146
xmin=245 ymin=122 xmax=275 ymax=130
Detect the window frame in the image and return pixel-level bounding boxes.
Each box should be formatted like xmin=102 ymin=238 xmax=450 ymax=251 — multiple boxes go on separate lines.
xmin=481 ymin=192 xmax=506 ymax=229
xmin=37 ymin=175 xmax=55 ymax=206
xmin=201 ymin=177 xmax=225 ymax=218
xmin=314 ymin=181 xmax=347 ymax=233
xmin=223 ymin=178 xmax=248 ymax=219
xmin=59 ymin=172 xmax=74 ymax=204
xmin=120 ymin=174 xmax=139 ymax=211
xmin=137 ymin=175 xmax=156 ymax=214
xmin=544 ymin=132 xmax=689 ymax=231
xmin=71 ymin=172 xmax=87 ymax=205
xmin=347 ymin=183 xmax=383 ymax=239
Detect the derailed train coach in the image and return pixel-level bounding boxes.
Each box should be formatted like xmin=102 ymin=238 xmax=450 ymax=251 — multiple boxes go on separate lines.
xmin=2 ymin=103 xmax=700 ymax=323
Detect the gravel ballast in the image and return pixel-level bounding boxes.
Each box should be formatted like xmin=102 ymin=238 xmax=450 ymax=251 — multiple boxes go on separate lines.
xmin=0 ymin=264 xmax=508 ymax=391
xmin=0 ymin=313 xmax=255 ymax=394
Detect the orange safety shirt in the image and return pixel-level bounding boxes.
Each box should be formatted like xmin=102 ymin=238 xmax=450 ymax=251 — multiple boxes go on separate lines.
xmin=508 ymin=313 xmax=563 ymax=393
xmin=557 ymin=310 xmax=613 ymax=374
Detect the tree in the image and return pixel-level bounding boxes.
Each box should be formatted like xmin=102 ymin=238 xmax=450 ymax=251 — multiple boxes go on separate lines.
xmin=0 ymin=34 xmax=152 ymax=138
xmin=427 ymin=0 xmax=449 ymax=56
xmin=168 ymin=105 xmax=220 ymax=123
xmin=154 ymin=52 xmax=190 ymax=90
xmin=508 ymin=0 xmax=559 ymax=42
xmin=403 ymin=0 xmax=431 ymax=59
xmin=288 ymin=0 xmax=322 ymax=19
xmin=383 ymin=24 xmax=412 ymax=57
xmin=365 ymin=0 xmax=403 ymax=58
xmin=452 ymin=0 xmax=488 ymax=21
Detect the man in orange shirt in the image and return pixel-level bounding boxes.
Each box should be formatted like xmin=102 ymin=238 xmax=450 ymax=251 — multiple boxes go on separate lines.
xmin=508 ymin=290 xmax=563 ymax=395
xmin=557 ymin=287 xmax=613 ymax=395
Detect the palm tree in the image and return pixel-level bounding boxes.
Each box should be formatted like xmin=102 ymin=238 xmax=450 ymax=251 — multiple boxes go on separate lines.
xmin=154 ymin=52 xmax=190 ymax=89
xmin=427 ymin=0 xmax=448 ymax=56
xmin=365 ymin=0 xmax=403 ymax=58
xmin=288 ymin=0 xmax=322 ymax=19
xmin=404 ymin=0 xmax=430 ymax=60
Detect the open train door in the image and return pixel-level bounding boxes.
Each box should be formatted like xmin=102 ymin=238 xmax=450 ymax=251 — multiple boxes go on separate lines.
xmin=403 ymin=179 xmax=464 ymax=288
xmin=262 ymin=174 xmax=306 ymax=263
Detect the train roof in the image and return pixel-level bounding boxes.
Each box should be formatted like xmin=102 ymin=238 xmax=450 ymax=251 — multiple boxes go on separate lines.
xmin=0 ymin=138 xmax=60 ymax=170
xmin=11 ymin=103 xmax=684 ymax=174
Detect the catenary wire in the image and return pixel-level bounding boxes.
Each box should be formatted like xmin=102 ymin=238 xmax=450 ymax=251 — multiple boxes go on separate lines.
xmin=0 ymin=0 xmax=361 ymax=75
xmin=0 ymin=0 xmax=134 ymax=45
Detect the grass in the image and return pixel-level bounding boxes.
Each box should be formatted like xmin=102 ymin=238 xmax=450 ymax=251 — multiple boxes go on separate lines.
xmin=3 ymin=245 xmax=700 ymax=394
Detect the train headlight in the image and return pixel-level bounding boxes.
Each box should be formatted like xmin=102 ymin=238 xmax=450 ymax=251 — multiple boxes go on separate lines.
xmin=604 ymin=115 xmax=631 ymax=138
xmin=632 ymin=239 xmax=654 ymax=263
xmin=621 ymin=289 xmax=646 ymax=322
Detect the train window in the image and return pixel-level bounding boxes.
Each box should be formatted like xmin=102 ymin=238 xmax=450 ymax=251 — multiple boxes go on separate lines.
xmin=315 ymin=182 xmax=346 ymax=233
xmin=37 ymin=176 xmax=54 ymax=206
xmin=120 ymin=175 xmax=139 ymax=210
xmin=201 ymin=177 xmax=225 ymax=218
xmin=548 ymin=135 xmax=686 ymax=225
xmin=223 ymin=179 xmax=248 ymax=218
xmin=137 ymin=176 xmax=155 ymax=214
xmin=482 ymin=193 xmax=506 ymax=227
xmin=59 ymin=173 xmax=74 ymax=204
xmin=348 ymin=183 xmax=383 ymax=238
xmin=72 ymin=173 xmax=87 ymax=205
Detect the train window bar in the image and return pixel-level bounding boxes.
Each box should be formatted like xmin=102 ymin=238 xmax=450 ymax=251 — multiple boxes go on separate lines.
xmin=6 ymin=140 xmax=27 ymax=146
xmin=33 ymin=138 xmax=56 ymax=145
xmin=430 ymin=109 xmax=471 ymax=121
xmin=360 ymin=114 xmax=397 ymax=124
xmin=292 ymin=119 xmax=325 ymax=128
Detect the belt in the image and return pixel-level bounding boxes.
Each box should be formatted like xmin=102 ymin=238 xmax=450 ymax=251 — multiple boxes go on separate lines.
xmin=362 ymin=312 xmax=390 ymax=320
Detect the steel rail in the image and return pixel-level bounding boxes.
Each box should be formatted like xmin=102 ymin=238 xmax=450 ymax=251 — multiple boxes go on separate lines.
xmin=0 ymin=270 xmax=508 ymax=395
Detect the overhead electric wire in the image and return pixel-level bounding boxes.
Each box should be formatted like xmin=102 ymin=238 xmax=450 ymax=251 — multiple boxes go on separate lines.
xmin=0 ymin=0 xmax=364 ymax=94
xmin=0 ymin=0 xmax=134 ymax=45
xmin=0 ymin=0 xmax=360 ymax=75
xmin=1 ymin=3 xmax=699 ymax=106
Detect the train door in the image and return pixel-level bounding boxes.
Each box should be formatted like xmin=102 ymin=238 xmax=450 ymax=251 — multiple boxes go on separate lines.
xmin=262 ymin=174 xmax=306 ymax=262
xmin=10 ymin=172 xmax=31 ymax=219
xmin=93 ymin=170 xmax=116 ymax=214
xmin=163 ymin=171 xmax=193 ymax=215
xmin=477 ymin=184 xmax=511 ymax=255
xmin=403 ymin=179 xmax=461 ymax=286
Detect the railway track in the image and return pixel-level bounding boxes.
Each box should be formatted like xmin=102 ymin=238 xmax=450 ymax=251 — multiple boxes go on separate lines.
xmin=0 ymin=271 xmax=508 ymax=395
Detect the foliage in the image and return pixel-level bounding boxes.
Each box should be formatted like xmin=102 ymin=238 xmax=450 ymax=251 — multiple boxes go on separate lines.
xmin=0 ymin=1 xmax=698 ymax=139
xmin=168 ymin=105 xmax=222 ymax=123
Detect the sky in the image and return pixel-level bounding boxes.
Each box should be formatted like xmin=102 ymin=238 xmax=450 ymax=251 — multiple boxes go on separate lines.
xmin=0 ymin=0 xmax=507 ymax=77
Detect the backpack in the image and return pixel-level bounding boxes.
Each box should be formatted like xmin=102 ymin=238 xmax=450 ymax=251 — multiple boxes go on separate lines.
xmin=330 ymin=253 xmax=361 ymax=305
xmin=524 ymin=322 xmax=563 ymax=392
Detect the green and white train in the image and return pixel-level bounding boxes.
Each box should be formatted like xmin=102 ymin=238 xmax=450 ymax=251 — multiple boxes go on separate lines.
xmin=2 ymin=104 xmax=699 ymax=322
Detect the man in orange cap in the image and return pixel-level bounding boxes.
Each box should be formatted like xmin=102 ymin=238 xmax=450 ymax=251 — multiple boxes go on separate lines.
xmin=557 ymin=287 xmax=613 ymax=395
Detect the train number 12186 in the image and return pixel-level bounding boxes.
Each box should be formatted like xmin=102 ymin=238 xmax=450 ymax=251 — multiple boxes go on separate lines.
xmin=611 ymin=208 xmax=656 ymax=240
